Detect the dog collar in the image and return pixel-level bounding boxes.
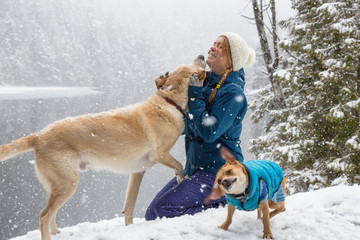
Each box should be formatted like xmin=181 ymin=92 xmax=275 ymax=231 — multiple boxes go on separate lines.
xmin=164 ymin=97 xmax=186 ymax=119
xmin=229 ymin=190 xmax=249 ymax=203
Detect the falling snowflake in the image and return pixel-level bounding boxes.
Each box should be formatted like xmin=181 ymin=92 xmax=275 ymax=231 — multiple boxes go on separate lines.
xmin=235 ymin=95 xmax=244 ymax=102
xmin=202 ymin=116 xmax=217 ymax=126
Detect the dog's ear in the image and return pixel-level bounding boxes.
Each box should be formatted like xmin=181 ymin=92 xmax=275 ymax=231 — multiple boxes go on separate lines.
xmin=204 ymin=184 xmax=225 ymax=205
xmin=196 ymin=67 xmax=206 ymax=81
xmin=220 ymin=147 xmax=237 ymax=164
xmin=154 ymin=72 xmax=169 ymax=89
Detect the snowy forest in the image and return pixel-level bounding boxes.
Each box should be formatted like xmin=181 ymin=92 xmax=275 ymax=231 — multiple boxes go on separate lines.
xmin=249 ymin=0 xmax=359 ymax=194
xmin=0 ymin=0 xmax=359 ymax=240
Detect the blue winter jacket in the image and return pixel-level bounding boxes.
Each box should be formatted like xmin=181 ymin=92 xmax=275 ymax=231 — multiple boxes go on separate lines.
xmin=225 ymin=160 xmax=284 ymax=211
xmin=184 ymin=69 xmax=248 ymax=176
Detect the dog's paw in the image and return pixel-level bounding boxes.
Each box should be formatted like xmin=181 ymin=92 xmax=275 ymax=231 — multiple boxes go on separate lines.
xmin=263 ymin=232 xmax=274 ymax=239
xmin=218 ymin=223 xmax=230 ymax=230
xmin=154 ymin=72 xmax=170 ymax=89
xmin=50 ymin=229 xmax=60 ymax=235
xmin=123 ymin=212 xmax=133 ymax=226
xmin=176 ymin=173 xmax=185 ymax=183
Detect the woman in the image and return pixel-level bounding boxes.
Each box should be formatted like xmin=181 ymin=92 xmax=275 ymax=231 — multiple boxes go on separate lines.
xmin=145 ymin=32 xmax=255 ymax=220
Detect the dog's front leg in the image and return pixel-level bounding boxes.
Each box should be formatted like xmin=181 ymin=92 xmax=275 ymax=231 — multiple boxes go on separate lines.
xmin=155 ymin=152 xmax=184 ymax=183
xmin=259 ymin=200 xmax=274 ymax=239
xmin=257 ymin=208 xmax=262 ymax=219
xmin=122 ymin=171 xmax=145 ymax=226
xmin=218 ymin=203 xmax=235 ymax=230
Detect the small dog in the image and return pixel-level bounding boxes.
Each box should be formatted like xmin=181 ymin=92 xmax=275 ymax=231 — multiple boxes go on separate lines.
xmin=205 ymin=147 xmax=286 ymax=239
xmin=0 ymin=55 xmax=206 ymax=240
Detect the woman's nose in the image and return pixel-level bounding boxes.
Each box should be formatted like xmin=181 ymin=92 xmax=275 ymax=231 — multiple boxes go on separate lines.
xmin=208 ymin=46 xmax=215 ymax=55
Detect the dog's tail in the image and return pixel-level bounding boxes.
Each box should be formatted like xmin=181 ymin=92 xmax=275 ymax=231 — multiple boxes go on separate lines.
xmin=0 ymin=134 xmax=36 ymax=162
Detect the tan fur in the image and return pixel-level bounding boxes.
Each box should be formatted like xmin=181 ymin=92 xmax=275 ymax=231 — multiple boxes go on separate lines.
xmin=0 ymin=56 xmax=206 ymax=240
xmin=205 ymin=148 xmax=286 ymax=239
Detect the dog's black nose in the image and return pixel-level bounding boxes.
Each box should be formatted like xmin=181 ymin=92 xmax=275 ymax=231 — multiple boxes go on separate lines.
xmin=198 ymin=55 xmax=205 ymax=60
xmin=222 ymin=179 xmax=232 ymax=189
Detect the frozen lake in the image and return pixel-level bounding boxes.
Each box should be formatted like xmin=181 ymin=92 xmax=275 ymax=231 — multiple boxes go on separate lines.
xmin=0 ymin=86 xmax=102 ymax=100
xmin=0 ymin=88 xmax=185 ymax=240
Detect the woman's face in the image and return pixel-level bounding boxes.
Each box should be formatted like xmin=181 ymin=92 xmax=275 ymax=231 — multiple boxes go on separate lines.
xmin=206 ymin=36 xmax=230 ymax=75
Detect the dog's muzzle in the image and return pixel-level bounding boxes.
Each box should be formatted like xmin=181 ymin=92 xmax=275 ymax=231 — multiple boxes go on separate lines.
xmin=221 ymin=178 xmax=236 ymax=190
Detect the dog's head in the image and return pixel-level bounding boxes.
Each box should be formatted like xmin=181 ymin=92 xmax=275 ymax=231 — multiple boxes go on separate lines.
xmin=204 ymin=147 xmax=249 ymax=204
xmin=154 ymin=55 xmax=206 ymax=91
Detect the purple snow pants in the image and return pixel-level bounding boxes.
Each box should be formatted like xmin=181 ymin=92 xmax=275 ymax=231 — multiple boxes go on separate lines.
xmin=145 ymin=171 xmax=226 ymax=220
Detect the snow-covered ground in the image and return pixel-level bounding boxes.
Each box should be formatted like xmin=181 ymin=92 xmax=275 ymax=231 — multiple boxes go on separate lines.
xmin=11 ymin=185 xmax=360 ymax=240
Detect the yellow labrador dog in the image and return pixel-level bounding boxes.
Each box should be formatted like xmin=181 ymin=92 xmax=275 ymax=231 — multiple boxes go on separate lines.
xmin=0 ymin=55 xmax=206 ymax=240
xmin=205 ymin=148 xmax=286 ymax=239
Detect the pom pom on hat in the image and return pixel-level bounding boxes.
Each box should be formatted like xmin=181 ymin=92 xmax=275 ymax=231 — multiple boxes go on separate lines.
xmin=221 ymin=32 xmax=255 ymax=71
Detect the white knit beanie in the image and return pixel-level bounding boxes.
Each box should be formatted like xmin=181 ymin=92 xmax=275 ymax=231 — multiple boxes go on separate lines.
xmin=221 ymin=32 xmax=255 ymax=71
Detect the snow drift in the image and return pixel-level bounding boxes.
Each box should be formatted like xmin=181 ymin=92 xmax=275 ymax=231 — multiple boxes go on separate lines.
xmin=11 ymin=185 xmax=360 ymax=240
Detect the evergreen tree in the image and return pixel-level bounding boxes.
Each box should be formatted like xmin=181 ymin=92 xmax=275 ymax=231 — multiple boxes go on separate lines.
xmin=250 ymin=0 xmax=360 ymax=193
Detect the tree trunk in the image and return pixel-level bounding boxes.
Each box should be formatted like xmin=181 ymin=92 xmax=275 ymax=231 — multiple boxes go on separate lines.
xmin=270 ymin=0 xmax=279 ymax=69
xmin=356 ymin=57 xmax=360 ymax=123
xmin=357 ymin=57 xmax=360 ymax=95
xmin=251 ymin=0 xmax=286 ymax=109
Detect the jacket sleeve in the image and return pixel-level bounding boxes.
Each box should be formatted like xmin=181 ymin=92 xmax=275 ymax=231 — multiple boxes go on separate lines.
xmin=187 ymin=85 xmax=245 ymax=143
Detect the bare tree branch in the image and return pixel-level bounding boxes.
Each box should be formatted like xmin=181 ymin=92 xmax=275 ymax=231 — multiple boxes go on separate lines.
xmin=241 ymin=14 xmax=255 ymax=21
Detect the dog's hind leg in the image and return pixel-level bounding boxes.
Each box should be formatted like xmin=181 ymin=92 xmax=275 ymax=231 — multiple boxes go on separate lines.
xmin=268 ymin=201 xmax=286 ymax=219
xmin=36 ymin=154 xmax=79 ymax=240
xmin=122 ymin=171 xmax=145 ymax=226
xmin=50 ymin=213 xmax=60 ymax=235
xmin=268 ymin=178 xmax=286 ymax=219
xmin=39 ymin=181 xmax=78 ymax=240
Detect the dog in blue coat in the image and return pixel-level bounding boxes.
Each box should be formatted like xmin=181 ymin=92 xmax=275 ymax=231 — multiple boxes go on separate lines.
xmin=205 ymin=147 xmax=286 ymax=239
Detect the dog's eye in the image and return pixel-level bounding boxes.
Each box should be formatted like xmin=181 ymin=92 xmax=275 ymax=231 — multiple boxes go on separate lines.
xmin=217 ymin=179 xmax=221 ymax=184
xmin=226 ymin=169 xmax=232 ymax=175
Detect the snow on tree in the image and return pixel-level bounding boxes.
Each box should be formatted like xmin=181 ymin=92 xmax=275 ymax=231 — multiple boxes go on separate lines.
xmin=250 ymin=0 xmax=360 ymax=193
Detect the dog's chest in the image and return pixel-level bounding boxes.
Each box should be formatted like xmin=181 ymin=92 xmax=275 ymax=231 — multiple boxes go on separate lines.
xmin=80 ymin=151 xmax=156 ymax=174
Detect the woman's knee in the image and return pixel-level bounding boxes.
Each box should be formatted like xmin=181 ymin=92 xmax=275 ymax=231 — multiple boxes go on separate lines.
xmin=153 ymin=199 xmax=183 ymax=219
xmin=145 ymin=177 xmax=179 ymax=221
xmin=145 ymin=203 xmax=157 ymax=221
xmin=145 ymin=195 xmax=179 ymax=220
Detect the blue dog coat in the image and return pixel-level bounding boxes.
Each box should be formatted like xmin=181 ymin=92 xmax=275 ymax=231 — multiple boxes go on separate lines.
xmin=225 ymin=160 xmax=284 ymax=211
